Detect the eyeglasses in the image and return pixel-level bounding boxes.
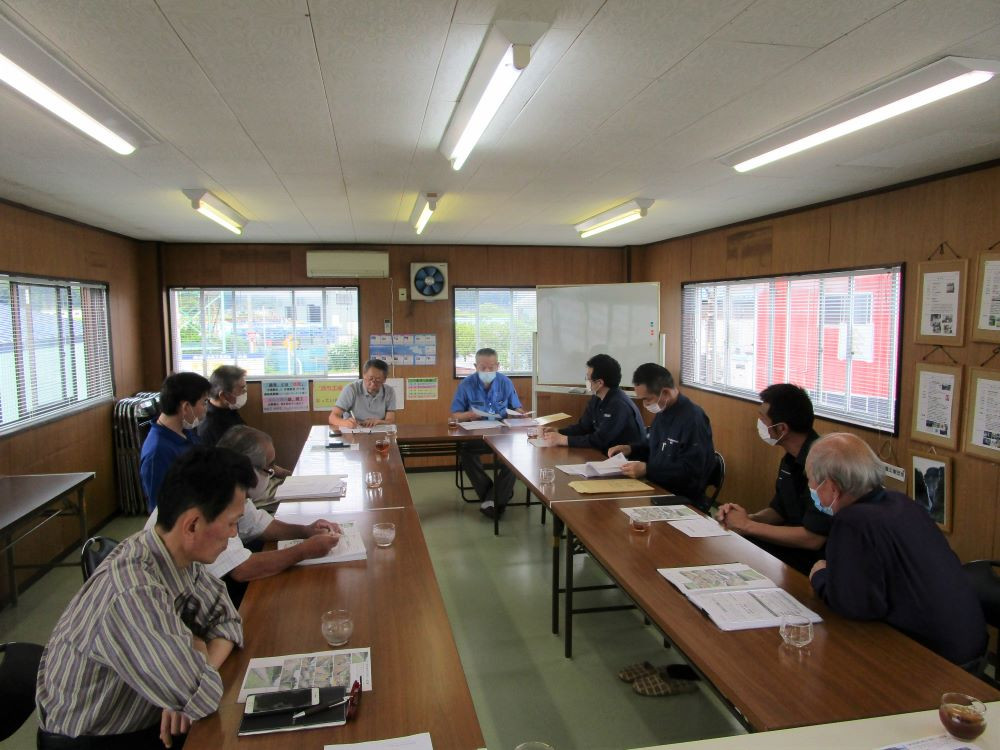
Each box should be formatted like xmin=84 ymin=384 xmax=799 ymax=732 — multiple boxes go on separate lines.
xmin=255 ymin=466 xmax=276 ymax=478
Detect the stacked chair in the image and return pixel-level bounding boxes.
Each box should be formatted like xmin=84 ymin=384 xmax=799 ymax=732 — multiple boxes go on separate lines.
xmin=112 ymin=392 xmax=160 ymax=515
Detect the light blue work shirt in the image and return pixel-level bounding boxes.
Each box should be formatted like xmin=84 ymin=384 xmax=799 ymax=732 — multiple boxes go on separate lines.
xmin=450 ymin=372 xmax=521 ymax=418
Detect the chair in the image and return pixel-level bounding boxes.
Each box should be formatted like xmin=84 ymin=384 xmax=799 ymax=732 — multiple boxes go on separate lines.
xmin=81 ymin=536 xmax=119 ymax=582
xmin=0 ymin=642 xmax=44 ymax=740
xmin=705 ymin=451 xmax=726 ymax=505
xmin=963 ymin=559 xmax=1000 ymax=684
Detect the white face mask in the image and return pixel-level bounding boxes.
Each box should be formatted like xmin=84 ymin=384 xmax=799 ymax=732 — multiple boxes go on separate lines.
xmin=757 ymin=418 xmax=780 ymax=446
xmin=182 ymin=416 xmax=201 ymax=430
xmin=247 ymin=468 xmax=269 ymax=500
xmin=644 ymin=400 xmax=662 ymax=415
xmin=230 ymin=392 xmax=248 ymax=410
xmin=585 ymin=379 xmax=594 ymax=394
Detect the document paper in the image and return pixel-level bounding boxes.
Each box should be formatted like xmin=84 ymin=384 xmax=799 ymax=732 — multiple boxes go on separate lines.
xmin=277 ymin=521 xmax=367 ymax=565
xmin=325 ymin=732 xmax=434 ymax=750
xmin=238 ymin=648 xmax=372 ymax=703
xmin=557 ymin=452 xmax=627 ymax=477
xmin=621 ymin=505 xmax=700 ymax=523
xmin=274 ymin=475 xmax=347 ymax=501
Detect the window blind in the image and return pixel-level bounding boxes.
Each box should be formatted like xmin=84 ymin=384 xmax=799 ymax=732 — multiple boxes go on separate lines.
xmin=0 ymin=274 xmax=114 ymax=436
xmin=454 ymin=288 xmax=537 ymax=376
xmin=681 ymin=265 xmax=902 ymax=432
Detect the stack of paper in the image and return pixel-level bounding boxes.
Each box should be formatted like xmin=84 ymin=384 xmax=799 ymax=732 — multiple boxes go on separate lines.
xmin=501 ymin=417 xmax=539 ymax=427
xmin=534 ymin=412 xmax=572 ymax=426
xmin=458 ymin=420 xmax=503 ymax=431
xmin=274 ymin=475 xmax=347 ymax=501
xmin=567 ymin=478 xmax=653 ymax=493
xmin=324 ymin=732 xmax=434 ymax=750
xmin=471 ymin=406 xmax=500 ymax=418
xmin=557 ymin=452 xmax=627 ymax=477
xmin=621 ymin=505 xmax=700 ymax=523
xmin=339 ymin=425 xmax=394 ymax=433
xmin=658 ymin=563 xmax=822 ymax=631
xmin=278 ymin=521 xmax=366 ymax=565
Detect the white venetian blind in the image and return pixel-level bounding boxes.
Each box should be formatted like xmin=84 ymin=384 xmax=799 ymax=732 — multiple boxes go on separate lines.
xmin=681 ymin=265 xmax=902 ymax=432
xmin=0 ymin=274 xmax=114 ymax=436
xmin=454 ymin=288 xmax=537 ymax=376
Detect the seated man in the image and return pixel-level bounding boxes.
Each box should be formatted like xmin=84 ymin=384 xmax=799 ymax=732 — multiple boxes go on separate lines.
xmin=450 ymin=347 xmax=522 ymax=518
xmin=36 ymin=447 xmax=252 ymax=749
xmin=541 ymin=353 xmax=645 ymax=453
xmin=329 ymin=359 xmax=397 ymax=428
xmin=198 ymin=364 xmax=291 ymax=479
xmin=716 ymin=384 xmax=830 ymax=574
xmin=609 ymin=364 xmax=715 ymax=511
xmin=145 ymin=425 xmax=342 ymax=607
xmin=807 ymin=433 xmax=986 ymax=666
xmin=140 ymin=372 xmax=211 ymax=511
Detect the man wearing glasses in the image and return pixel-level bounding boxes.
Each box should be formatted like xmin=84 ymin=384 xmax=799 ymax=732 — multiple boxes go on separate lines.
xmin=329 ymin=359 xmax=397 ymax=429
xmin=144 ymin=426 xmax=341 ymax=607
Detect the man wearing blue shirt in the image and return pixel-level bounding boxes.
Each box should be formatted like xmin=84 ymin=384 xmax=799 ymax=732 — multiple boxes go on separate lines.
xmin=140 ymin=372 xmax=211 ymax=511
xmin=450 ymin=348 xmax=522 ymax=518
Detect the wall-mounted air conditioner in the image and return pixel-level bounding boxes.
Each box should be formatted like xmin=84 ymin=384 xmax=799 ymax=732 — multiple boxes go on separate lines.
xmin=306 ymin=251 xmax=389 ymax=278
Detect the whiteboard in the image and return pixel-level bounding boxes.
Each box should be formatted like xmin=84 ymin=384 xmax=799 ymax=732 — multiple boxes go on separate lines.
xmin=536 ymin=282 xmax=660 ymax=386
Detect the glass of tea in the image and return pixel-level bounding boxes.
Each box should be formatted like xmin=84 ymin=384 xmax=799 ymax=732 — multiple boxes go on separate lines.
xmin=939 ymin=692 xmax=986 ymax=740
xmin=375 ymin=438 xmax=390 ymax=454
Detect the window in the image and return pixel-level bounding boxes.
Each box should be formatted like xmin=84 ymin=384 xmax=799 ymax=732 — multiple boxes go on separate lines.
xmin=454 ymin=288 xmax=536 ymax=376
xmin=0 ymin=274 xmax=114 ymax=436
xmin=681 ymin=265 xmax=902 ymax=432
xmin=169 ymin=288 xmax=360 ymax=378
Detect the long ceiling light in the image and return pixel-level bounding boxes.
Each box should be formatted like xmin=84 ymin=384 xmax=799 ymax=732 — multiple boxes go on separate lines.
xmin=440 ymin=21 xmax=548 ymax=171
xmin=723 ymin=56 xmax=1000 ymax=173
xmin=412 ymin=193 xmax=438 ymax=235
xmin=185 ymin=190 xmax=247 ymax=235
xmin=575 ymin=199 xmax=653 ymax=239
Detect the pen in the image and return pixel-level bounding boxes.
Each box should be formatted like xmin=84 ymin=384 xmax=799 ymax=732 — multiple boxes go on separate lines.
xmin=291 ymin=695 xmax=349 ymax=721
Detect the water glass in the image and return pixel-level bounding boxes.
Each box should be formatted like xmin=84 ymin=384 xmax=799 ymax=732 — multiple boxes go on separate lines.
xmin=373 ymin=522 xmax=396 ymax=547
xmin=778 ymin=614 xmax=813 ymax=648
xmin=385 ymin=424 xmax=398 ymax=442
xmin=365 ymin=471 xmax=383 ymax=489
xmin=527 ymin=428 xmax=540 ymax=440
xmin=539 ymin=467 xmax=555 ymax=484
xmin=321 ymin=609 xmax=354 ymax=646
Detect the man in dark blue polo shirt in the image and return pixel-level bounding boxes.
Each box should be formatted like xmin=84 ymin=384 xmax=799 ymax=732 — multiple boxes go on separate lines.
xmin=542 ymin=354 xmax=645 ymax=453
xmin=807 ymin=432 xmax=986 ymax=666
xmin=139 ymin=372 xmax=210 ymax=511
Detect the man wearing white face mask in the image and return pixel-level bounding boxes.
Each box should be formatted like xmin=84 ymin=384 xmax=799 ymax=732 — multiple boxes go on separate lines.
xmin=608 ymin=363 xmax=715 ymax=511
xmin=716 ymin=383 xmax=830 ymax=574
xmin=450 ymin=347 xmax=522 ymax=518
xmin=144 ymin=425 xmax=341 ymax=608
xmin=140 ymin=372 xmax=212 ymax=512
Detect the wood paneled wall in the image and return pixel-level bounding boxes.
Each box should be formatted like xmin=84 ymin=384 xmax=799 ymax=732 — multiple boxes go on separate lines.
xmin=0 ymin=201 xmax=147 ymax=600
xmin=158 ymin=244 xmax=627 ymax=468
xmin=630 ymin=164 xmax=1000 ymax=562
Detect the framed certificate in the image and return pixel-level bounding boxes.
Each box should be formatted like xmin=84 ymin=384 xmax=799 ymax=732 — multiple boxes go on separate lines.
xmin=915 ymin=258 xmax=967 ymax=346
xmin=910 ymin=450 xmax=952 ymax=533
xmin=973 ymin=251 xmax=1000 ymax=343
xmin=910 ymin=363 xmax=961 ymax=450
xmin=964 ymin=367 xmax=1000 ymax=463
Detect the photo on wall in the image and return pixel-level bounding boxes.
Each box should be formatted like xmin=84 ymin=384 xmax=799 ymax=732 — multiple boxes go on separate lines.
xmin=910 ymin=450 xmax=952 ymax=533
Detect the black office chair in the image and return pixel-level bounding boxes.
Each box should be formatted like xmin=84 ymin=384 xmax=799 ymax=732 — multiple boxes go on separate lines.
xmin=963 ymin=559 xmax=1000 ymax=684
xmin=0 ymin=641 xmax=44 ymax=740
xmin=81 ymin=536 xmax=119 ymax=582
xmin=705 ymin=451 xmax=726 ymax=506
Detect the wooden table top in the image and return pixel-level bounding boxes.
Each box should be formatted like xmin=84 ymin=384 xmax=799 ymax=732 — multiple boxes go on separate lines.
xmin=485 ymin=432 xmax=667 ymax=504
xmin=0 ymin=472 xmax=94 ymax=533
xmin=553 ymin=497 xmax=1000 ymax=732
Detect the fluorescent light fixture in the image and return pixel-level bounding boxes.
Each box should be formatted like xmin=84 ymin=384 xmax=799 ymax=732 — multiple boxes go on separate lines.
xmin=412 ymin=193 xmax=438 ymax=235
xmin=575 ymin=199 xmax=653 ymax=239
xmin=723 ymin=56 xmax=1000 ymax=173
xmin=0 ymin=16 xmax=153 ymax=155
xmin=184 ymin=190 xmax=247 ymax=235
xmin=440 ymin=21 xmax=547 ymax=171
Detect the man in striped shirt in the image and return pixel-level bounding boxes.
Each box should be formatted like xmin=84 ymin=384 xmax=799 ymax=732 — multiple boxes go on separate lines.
xmin=36 ymin=446 xmax=254 ymax=749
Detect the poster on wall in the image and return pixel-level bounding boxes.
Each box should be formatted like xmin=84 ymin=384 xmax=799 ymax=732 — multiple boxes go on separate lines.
xmin=387 ymin=377 xmax=405 ymax=409
xmin=910 ymin=450 xmax=952 ymax=533
xmin=313 ymin=380 xmax=353 ymax=412
xmin=261 ymin=379 xmax=310 ymax=413
xmin=910 ymin=363 xmax=961 ymax=450
xmin=915 ymin=258 xmax=967 ymax=346
xmin=973 ymin=251 xmax=1000 ymax=343
xmin=406 ymin=377 xmax=438 ymax=401
xmin=369 ymin=334 xmax=437 ymax=366
xmin=964 ymin=368 xmax=1000 ymax=463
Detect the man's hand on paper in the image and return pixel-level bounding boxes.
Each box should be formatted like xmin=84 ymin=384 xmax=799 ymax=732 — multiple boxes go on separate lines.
xmin=307 ymin=519 xmax=343 ymax=537
xmin=716 ymin=503 xmax=750 ymax=533
xmin=621 ymin=461 xmax=646 ymax=479
xmin=608 ymin=444 xmax=631 ymax=458
xmin=343 ymin=417 xmax=359 ymax=429
xmin=299 ymin=532 xmax=340 ymax=559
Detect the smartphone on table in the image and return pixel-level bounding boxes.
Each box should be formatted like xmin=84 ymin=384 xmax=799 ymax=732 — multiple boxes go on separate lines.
xmin=244 ymin=688 xmax=320 ymax=715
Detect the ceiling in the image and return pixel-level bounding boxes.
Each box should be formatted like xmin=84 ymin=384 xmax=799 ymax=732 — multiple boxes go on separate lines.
xmin=1 ymin=0 xmax=1000 ymax=247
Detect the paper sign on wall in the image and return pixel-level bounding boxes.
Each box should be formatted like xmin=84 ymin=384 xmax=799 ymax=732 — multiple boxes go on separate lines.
xmin=369 ymin=334 xmax=436 ymax=366
xmin=406 ymin=377 xmax=438 ymax=401
xmin=387 ymin=377 xmax=405 ymax=409
xmin=313 ymin=380 xmax=353 ymax=411
xmin=262 ymin=379 xmax=310 ymax=413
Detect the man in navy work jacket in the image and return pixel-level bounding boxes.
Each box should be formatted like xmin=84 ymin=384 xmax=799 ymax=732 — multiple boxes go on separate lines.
xmin=541 ymin=353 xmax=645 ymax=453
xmin=609 ymin=363 xmax=715 ymax=511
xmin=807 ymin=432 xmax=986 ymax=667
xmin=450 ymin=347 xmax=522 ymax=519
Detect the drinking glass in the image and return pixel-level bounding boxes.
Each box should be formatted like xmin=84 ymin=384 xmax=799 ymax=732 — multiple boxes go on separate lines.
xmin=526 ymin=427 xmax=540 ymax=440
xmin=514 ymin=743 xmax=555 ymax=750
xmin=629 ymin=517 xmax=651 ymax=533
xmin=539 ymin=467 xmax=555 ymax=484
xmin=321 ymin=609 xmax=354 ymax=646
xmin=939 ymin=692 xmax=987 ymax=740
xmin=375 ymin=438 xmax=390 ymax=454
xmin=385 ymin=424 xmax=398 ymax=442
xmin=373 ymin=522 xmax=396 ymax=547
xmin=365 ymin=471 xmax=383 ymax=489
xmin=448 ymin=417 xmax=459 ymax=429
xmin=778 ymin=614 xmax=813 ymax=648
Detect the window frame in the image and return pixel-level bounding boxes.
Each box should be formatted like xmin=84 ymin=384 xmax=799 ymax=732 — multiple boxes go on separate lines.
xmin=166 ymin=285 xmax=362 ymax=380
xmin=452 ymin=286 xmax=537 ymax=379
xmin=0 ymin=270 xmax=116 ymax=437
xmin=679 ymin=263 xmax=905 ymax=435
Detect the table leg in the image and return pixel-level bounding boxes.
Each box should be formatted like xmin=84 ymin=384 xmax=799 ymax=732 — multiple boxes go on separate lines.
xmin=552 ymin=516 xmax=562 ymax=635
xmin=5 ymin=532 xmax=16 ymax=607
xmin=492 ymin=456 xmax=499 ymax=537
xmin=76 ymin=487 xmax=88 ymax=549
xmin=564 ymin=526 xmax=574 ymax=659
